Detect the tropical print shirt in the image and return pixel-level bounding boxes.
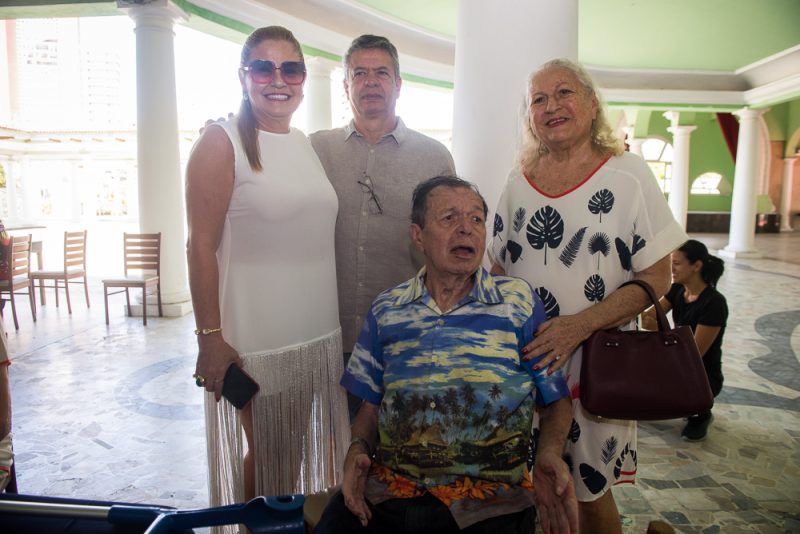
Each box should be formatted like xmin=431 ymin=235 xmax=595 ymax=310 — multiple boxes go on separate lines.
xmin=341 ymin=267 xmax=570 ymax=528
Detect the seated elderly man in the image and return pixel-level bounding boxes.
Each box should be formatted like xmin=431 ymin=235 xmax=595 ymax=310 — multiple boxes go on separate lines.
xmin=314 ymin=176 xmax=577 ymax=534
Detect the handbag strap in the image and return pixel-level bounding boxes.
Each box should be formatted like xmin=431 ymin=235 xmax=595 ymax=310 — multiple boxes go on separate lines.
xmin=619 ymin=279 xmax=670 ymax=333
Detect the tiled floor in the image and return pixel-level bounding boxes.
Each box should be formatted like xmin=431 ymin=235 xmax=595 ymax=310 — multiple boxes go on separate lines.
xmin=4 ymin=232 xmax=800 ymax=533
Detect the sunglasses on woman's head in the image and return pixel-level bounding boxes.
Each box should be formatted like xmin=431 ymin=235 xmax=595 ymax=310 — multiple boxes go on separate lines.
xmin=242 ymin=60 xmax=306 ymax=85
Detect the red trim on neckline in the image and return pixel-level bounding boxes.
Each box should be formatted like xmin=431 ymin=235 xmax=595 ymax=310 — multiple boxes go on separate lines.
xmin=524 ymin=156 xmax=611 ymax=198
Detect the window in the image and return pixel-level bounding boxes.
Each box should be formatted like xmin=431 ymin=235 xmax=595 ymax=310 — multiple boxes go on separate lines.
xmin=691 ymin=172 xmax=730 ymax=195
xmin=642 ymin=138 xmax=673 ymax=193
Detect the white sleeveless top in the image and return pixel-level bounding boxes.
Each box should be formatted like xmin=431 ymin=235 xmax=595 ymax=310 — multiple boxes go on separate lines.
xmin=216 ymin=118 xmax=339 ymax=355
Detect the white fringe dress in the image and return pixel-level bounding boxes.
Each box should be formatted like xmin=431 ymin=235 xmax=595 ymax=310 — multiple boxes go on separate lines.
xmin=206 ymin=119 xmax=350 ymax=531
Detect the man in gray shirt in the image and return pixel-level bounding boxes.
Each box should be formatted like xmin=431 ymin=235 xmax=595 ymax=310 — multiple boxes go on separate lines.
xmin=310 ymin=35 xmax=455 ymax=353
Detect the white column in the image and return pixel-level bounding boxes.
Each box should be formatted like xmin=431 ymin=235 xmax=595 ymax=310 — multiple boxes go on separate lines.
xmin=69 ymin=160 xmax=82 ymax=220
xmin=780 ymin=156 xmax=797 ymax=232
xmin=666 ymin=123 xmax=697 ymax=230
xmin=452 ymin=0 xmax=578 ymax=210
xmin=721 ymin=108 xmax=765 ymax=259
xmin=122 ymin=0 xmax=192 ymax=315
xmin=81 ymin=158 xmax=99 ymax=222
xmin=628 ymin=138 xmax=646 ymax=159
xmin=5 ymin=157 xmax=19 ymax=220
xmin=304 ymin=57 xmax=334 ymax=134
xmin=20 ymin=157 xmax=37 ymax=221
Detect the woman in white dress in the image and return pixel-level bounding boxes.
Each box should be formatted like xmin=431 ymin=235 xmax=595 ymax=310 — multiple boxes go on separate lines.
xmin=490 ymin=59 xmax=687 ymax=533
xmin=185 ymin=26 xmax=349 ymax=519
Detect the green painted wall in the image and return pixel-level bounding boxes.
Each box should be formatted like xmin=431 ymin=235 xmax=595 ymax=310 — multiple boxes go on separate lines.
xmin=790 ymin=100 xmax=800 ymax=136
xmin=765 ymin=103 xmax=789 ymax=141
xmin=686 ymin=114 xmax=736 ymax=212
xmin=646 ymin=111 xmax=734 ymax=212
xmin=787 ymin=99 xmax=800 ymax=155
xmin=644 ymin=101 xmax=800 ymax=212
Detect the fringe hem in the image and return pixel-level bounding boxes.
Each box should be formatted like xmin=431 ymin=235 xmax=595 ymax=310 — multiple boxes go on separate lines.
xmin=204 ymin=328 xmax=350 ymax=534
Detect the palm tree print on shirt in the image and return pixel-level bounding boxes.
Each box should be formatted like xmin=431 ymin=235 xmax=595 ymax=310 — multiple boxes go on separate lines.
xmin=526 ymin=206 xmax=564 ymax=265
xmin=588 ymin=189 xmax=614 ymax=222
xmin=535 ymin=287 xmax=560 ymax=320
xmin=588 ymin=232 xmax=610 ymax=270
xmin=615 ymin=229 xmax=648 ymax=271
xmin=584 ymin=274 xmax=605 ymax=303
xmin=504 ymin=207 xmax=527 ymax=263
xmin=559 ymin=226 xmax=587 ymax=268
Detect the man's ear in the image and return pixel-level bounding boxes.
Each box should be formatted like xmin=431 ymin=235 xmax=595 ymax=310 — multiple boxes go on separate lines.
xmin=343 ymin=77 xmax=350 ymax=99
xmin=410 ymin=223 xmax=424 ymax=253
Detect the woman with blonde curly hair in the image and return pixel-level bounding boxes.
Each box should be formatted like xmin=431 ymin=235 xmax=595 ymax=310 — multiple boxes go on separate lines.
xmin=491 ymin=58 xmax=687 ymax=533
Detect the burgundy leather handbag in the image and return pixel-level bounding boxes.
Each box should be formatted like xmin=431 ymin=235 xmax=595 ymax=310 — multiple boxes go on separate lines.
xmin=580 ymin=279 xmax=714 ymax=420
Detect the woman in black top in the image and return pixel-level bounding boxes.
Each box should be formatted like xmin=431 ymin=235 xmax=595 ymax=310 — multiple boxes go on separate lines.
xmin=644 ymin=239 xmax=727 ymax=441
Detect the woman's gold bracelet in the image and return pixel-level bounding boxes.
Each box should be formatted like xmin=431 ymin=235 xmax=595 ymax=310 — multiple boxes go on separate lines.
xmin=195 ymin=327 xmax=222 ymax=336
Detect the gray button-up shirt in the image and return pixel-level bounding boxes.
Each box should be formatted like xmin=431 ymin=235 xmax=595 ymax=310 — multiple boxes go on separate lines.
xmin=310 ymin=118 xmax=455 ymax=351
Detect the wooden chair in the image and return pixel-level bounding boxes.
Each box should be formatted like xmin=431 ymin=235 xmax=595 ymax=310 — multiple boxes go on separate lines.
xmin=30 ymin=230 xmax=89 ymax=314
xmin=102 ymin=233 xmax=162 ymax=325
xmin=0 ymin=234 xmax=36 ymax=330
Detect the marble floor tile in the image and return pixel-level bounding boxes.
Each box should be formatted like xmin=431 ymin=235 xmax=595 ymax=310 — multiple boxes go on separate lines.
xmin=4 ymin=231 xmax=800 ymax=532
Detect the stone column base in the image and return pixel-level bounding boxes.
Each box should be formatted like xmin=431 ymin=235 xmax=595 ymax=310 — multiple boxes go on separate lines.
xmin=125 ymin=300 xmax=193 ymax=318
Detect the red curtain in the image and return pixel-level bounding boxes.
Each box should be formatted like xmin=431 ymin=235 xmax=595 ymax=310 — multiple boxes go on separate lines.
xmin=716 ymin=112 xmax=739 ymax=163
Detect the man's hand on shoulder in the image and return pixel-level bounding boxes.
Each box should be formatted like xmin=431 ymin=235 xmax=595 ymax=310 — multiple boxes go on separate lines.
xmin=198 ymin=112 xmax=234 ymax=135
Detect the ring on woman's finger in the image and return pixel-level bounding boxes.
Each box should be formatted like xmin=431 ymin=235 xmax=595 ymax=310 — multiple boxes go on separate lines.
xmin=193 ymin=373 xmax=206 ymax=387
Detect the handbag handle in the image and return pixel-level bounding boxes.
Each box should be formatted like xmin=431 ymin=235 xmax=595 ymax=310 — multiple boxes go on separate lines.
xmin=619 ymin=279 xmax=670 ymax=334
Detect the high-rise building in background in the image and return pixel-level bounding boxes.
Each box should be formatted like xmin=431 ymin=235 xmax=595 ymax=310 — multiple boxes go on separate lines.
xmin=10 ymin=18 xmax=134 ymax=130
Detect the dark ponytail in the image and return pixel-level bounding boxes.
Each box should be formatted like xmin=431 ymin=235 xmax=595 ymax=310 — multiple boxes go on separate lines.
xmin=678 ymin=239 xmax=725 ymax=287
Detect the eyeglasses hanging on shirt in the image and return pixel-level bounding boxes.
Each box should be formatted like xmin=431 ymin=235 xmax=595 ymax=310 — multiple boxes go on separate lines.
xmin=357 ymin=175 xmax=383 ymax=214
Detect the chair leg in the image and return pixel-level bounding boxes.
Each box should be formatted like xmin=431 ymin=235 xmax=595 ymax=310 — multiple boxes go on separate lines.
xmin=28 ymin=280 xmax=36 ymax=322
xmin=103 ymin=284 xmax=110 ymax=325
xmin=83 ymin=274 xmax=90 ymax=308
xmin=142 ymin=289 xmax=147 ymax=326
xmin=39 ymin=279 xmax=46 ymax=306
xmin=54 ymin=279 xmax=60 ymax=308
xmin=64 ymin=278 xmax=73 ymax=314
xmin=157 ymin=283 xmax=163 ymax=317
xmin=9 ymin=290 xmax=18 ymax=330
xmin=125 ymin=289 xmax=131 ymax=317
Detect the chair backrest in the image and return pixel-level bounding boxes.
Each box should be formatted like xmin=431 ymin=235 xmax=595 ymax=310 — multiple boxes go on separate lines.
xmin=64 ymin=230 xmax=87 ymax=272
xmin=9 ymin=234 xmax=32 ymax=281
xmin=123 ymin=233 xmax=161 ymax=277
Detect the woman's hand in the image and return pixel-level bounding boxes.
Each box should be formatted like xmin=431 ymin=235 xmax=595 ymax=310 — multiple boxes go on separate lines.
xmin=195 ymin=335 xmax=242 ymax=401
xmin=342 ymin=449 xmax=372 ymax=527
xmin=523 ymin=315 xmax=592 ymax=374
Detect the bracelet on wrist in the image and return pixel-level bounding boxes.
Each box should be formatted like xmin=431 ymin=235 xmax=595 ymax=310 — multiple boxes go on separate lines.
xmin=195 ymin=327 xmax=222 ymax=336
xmin=348 ymin=436 xmax=373 ymax=457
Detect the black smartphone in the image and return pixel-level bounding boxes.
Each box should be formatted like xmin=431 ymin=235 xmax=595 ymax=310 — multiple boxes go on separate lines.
xmin=221 ymin=363 xmax=260 ymax=410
